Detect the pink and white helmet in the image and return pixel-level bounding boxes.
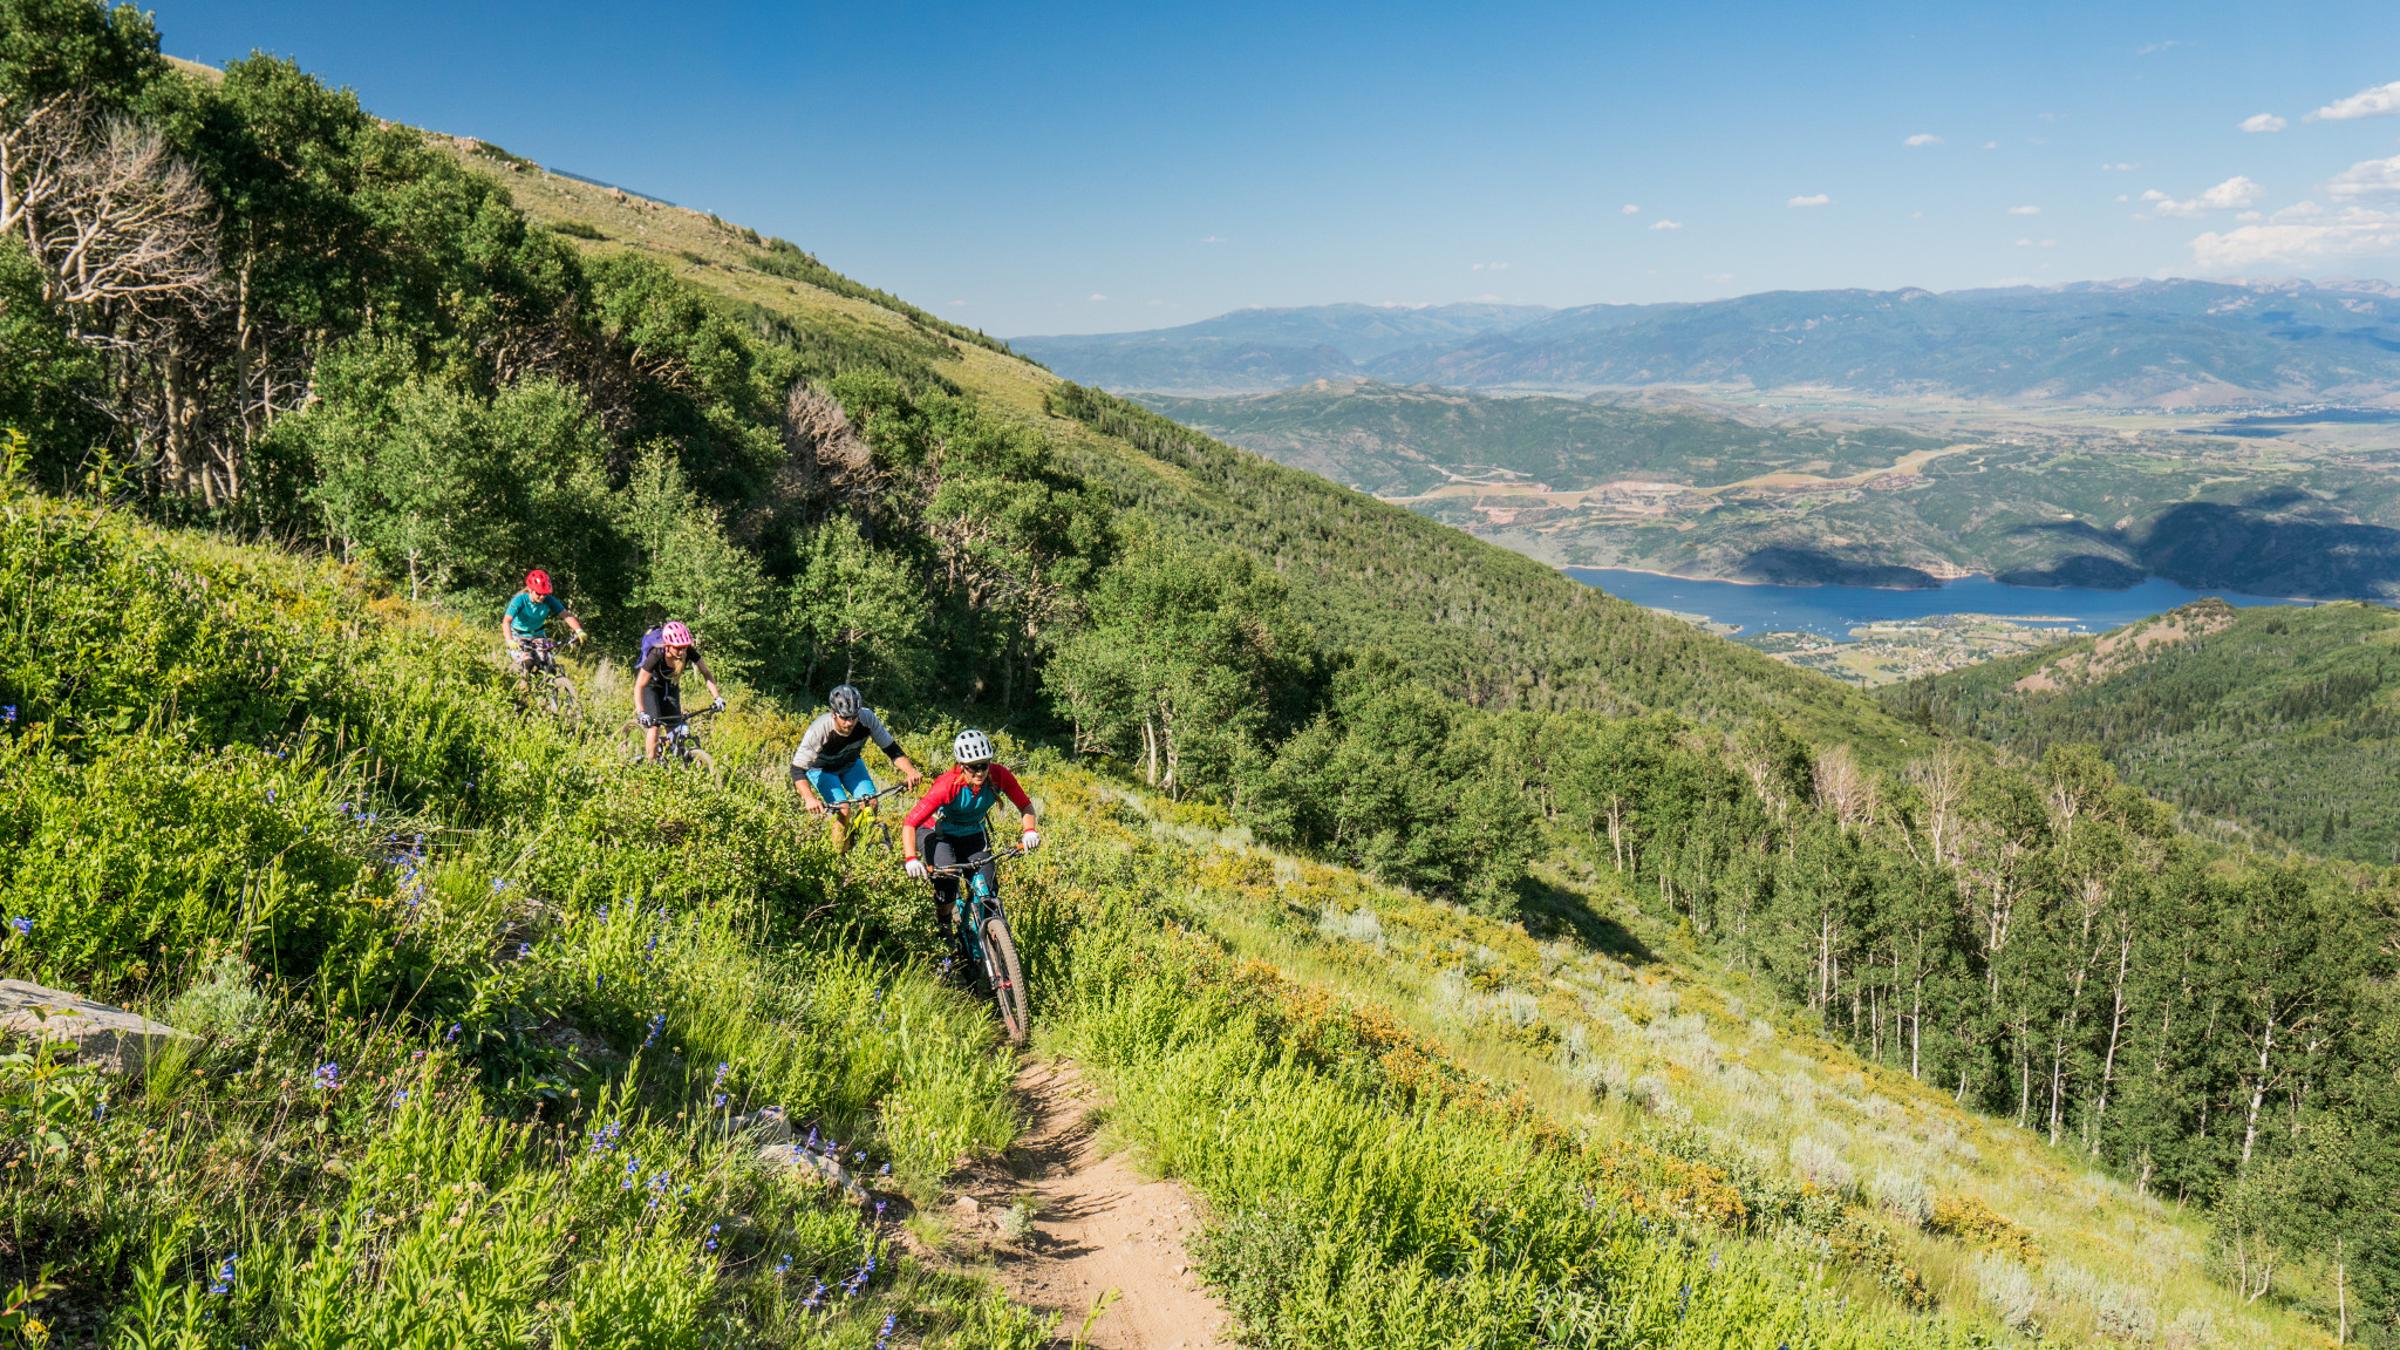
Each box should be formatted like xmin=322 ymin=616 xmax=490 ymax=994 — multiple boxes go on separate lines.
xmin=659 ymin=621 xmax=694 ymax=647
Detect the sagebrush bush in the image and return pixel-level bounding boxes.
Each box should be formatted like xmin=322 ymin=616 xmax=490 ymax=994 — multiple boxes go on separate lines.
xmin=1870 ymin=1167 xmax=1933 ymax=1228
xmin=1788 ymin=1134 xmax=1856 ymax=1195
xmin=1973 ymin=1251 xmax=2041 ymax=1333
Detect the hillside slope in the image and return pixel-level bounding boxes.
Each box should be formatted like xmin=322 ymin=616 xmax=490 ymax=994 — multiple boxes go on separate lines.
xmin=1888 ymin=599 xmax=2400 ymax=862
xmin=466 ymin=152 xmax=1928 ymax=749
xmin=0 ymin=487 xmax=2333 ymax=1347
xmin=1132 ymin=381 xmax=2400 ymax=601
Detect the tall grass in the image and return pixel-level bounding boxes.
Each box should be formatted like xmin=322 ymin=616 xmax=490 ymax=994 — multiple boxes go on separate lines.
xmin=0 ymin=490 xmax=1039 ymax=1345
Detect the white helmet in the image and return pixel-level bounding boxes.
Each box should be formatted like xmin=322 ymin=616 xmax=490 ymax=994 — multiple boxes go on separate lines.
xmin=952 ymin=728 xmax=994 ymax=765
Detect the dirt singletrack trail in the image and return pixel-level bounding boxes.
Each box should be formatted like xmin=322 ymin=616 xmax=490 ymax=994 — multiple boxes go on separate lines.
xmin=989 ymin=1059 xmax=1232 ymax=1349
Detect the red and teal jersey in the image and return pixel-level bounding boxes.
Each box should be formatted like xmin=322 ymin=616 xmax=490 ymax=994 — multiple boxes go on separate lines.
xmin=904 ymin=763 xmax=1031 ymax=838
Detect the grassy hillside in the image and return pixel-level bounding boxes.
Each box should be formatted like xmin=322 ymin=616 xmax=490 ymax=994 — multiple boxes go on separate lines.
xmin=3 ymin=18 xmax=2393 ymax=1342
xmin=462 ymin=151 xmax=1926 ymax=747
xmin=1888 ymin=599 xmax=2400 ymax=862
xmin=0 ymin=487 xmax=2335 ymax=1346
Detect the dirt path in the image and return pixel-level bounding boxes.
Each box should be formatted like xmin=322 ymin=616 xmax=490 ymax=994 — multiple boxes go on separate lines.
xmin=972 ymin=1060 xmax=1232 ymax=1350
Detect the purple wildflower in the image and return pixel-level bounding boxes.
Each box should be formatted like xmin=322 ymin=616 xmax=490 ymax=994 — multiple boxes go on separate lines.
xmin=207 ymin=1251 xmax=237 ymax=1295
xmin=704 ymin=1222 xmax=720 ymax=1252
xmin=643 ymin=1012 xmax=664 ymax=1048
xmin=7 ymin=916 xmax=29 ymax=937
xmin=312 ymin=1061 xmax=340 ymax=1092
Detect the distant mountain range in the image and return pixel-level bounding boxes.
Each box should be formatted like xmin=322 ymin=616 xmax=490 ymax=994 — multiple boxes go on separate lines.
xmin=1016 ymin=280 xmax=2400 ymax=405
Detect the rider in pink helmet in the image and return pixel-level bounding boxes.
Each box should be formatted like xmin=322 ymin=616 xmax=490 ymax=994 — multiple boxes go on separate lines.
xmin=633 ymin=619 xmax=723 ymax=762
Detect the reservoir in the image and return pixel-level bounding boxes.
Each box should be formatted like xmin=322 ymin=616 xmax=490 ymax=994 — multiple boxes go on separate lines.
xmin=1568 ymin=568 xmax=2306 ymax=639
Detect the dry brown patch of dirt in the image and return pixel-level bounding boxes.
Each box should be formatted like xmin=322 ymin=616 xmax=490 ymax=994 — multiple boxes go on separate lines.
xmin=941 ymin=1061 xmax=1231 ymax=1350
xmin=2014 ymin=599 xmax=2235 ymax=692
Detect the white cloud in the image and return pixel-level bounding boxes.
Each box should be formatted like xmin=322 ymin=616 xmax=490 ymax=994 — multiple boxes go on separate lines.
xmin=1982 ymin=140 xmax=1999 ymax=150
xmin=1903 ymin=133 xmax=1941 ymax=147
xmin=2236 ymin=210 xmax=2263 ymax=221
xmin=1621 ymin=203 xmax=1641 ymax=215
xmin=1650 ymin=218 xmax=1683 ymax=231
xmin=2329 ymin=155 xmax=2400 ymax=200
xmin=2142 ymin=175 xmax=2264 ymax=216
xmin=2135 ymin=39 xmax=2180 ymax=56
xmin=2310 ymin=80 xmax=2400 ymax=122
xmin=2115 ymin=193 xmax=2130 ymax=203
xmin=1788 ymin=193 xmax=1831 ymax=208
xmin=2191 ymin=206 xmax=2400 ymax=268
xmin=1199 ymin=234 xmax=1225 ymax=244
xmin=2007 ymin=204 xmax=2042 ymax=215
xmin=2013 ymin=237 xmax=2058 ymax=248
xmin=947 ymin=299 xmax=967 ymax=307
xmin=1087 ymin=292 xmax=1108 ymax=301
xmin=1704 ymin=272 xmax=1736 ymax=285
xmin=2239 ymin=113 xmax=2287 ymax=133
xmin=1470 ymin=261 xmax=1511 ymax=271
xmin=2100 ymin=161 xmax=2138 ymax=172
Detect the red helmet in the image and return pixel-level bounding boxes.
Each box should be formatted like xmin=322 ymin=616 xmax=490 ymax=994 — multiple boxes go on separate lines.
xmin=659 ymin=621 xmax=693 ymax=647
xmin=524 ymin=569 xmax=552 ymax=597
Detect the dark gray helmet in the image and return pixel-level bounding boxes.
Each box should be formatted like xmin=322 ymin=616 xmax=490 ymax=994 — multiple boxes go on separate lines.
xmin=828 ymin=684 xmax=862 ymax=718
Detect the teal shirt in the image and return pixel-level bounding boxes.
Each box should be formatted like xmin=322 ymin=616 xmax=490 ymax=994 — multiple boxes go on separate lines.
xmin=504 ymin=591 xmax=565 ymax=638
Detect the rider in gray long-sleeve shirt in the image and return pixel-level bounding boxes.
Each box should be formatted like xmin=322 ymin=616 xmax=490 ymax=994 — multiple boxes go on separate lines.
xmin=789 ymin=684 xmax=922 ymax=853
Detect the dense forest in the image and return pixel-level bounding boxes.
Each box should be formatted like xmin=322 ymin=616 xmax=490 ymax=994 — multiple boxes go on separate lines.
xmin=1889 ymin=599 xmax=2400 ymax=864
xmin=3 ymin=2 xmax=2398 ymax=1339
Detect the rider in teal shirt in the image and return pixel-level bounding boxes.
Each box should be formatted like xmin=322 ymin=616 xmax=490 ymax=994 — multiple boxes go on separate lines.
xmin=500 ymin=569 xmax=586 ymax=666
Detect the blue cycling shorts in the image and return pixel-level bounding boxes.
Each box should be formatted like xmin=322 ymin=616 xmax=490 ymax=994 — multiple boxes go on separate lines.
xmin=805 ymin=759 xmax=877 ymax=805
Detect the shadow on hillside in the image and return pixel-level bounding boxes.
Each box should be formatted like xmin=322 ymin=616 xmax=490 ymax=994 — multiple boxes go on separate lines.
xmin=1518 ymin=877 xmax=1657 ymax=967
xmin=2004 ymin=489 xmax=2400 ymax=600
xmin=1733 ymin=545 xmax=1941 ymax=589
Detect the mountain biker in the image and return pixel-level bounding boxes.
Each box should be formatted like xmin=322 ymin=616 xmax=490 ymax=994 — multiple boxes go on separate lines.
xmin=790 ymin=684 xmax=924 ymax=853
xmin=901 ymin=729 xmax=1040 ymax=972
xmin=632 ymin=620 xmax=724 ymax=762
xmin=501 ymin=569 xmax=587 ymax=667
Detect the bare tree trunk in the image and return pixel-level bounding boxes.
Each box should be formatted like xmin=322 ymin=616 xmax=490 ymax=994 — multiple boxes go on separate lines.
xmin=2240 ymin=1015 xmax=2276 ymax=1169
xmin=2090 ymin=928 xmax=2134 ymax=1154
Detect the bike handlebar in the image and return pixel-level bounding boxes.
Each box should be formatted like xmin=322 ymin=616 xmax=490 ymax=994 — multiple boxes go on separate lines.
xmin=921 ymin=844 xmax=1027 ymax=878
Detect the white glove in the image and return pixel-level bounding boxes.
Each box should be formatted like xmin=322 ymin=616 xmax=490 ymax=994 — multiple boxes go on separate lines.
xmin=904 ymin=858 xmax=928 ymax=881
xmin=1020 ymin=830 xmax=1041 ymax=853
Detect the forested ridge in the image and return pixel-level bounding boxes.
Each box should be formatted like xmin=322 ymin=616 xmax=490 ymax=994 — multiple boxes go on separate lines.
xmin=1890 ymin=600 xmax=2400 ymax=864
xmin=2 ymin=3 xmax=2397 ymax=1341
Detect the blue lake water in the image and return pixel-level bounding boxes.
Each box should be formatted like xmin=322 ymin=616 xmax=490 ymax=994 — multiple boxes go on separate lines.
xmin=1567 ymin=569 xmax=2306 ymax=639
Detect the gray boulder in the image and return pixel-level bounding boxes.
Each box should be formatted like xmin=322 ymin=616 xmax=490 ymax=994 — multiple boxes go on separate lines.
xmin=0 ymin=981 xmax=191 ymax=1074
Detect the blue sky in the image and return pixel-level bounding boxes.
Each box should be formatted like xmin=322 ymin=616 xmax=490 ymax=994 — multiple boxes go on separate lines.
xmin=165 ymin=1 xmax=2400 ymax=335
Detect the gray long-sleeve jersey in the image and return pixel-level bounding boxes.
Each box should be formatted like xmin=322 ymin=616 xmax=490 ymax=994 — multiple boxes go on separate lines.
xmin=789 ymin=707 xmax=905 ymax=773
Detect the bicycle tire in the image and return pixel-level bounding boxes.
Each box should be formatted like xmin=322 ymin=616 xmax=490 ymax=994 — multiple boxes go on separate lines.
xmin=547 ymin=674 xmax=582 ymax=726
xmin=978 ymin=916 xmax=1030 ymax=1045
xmin=685 ymin=746 xmax=715 ymax=773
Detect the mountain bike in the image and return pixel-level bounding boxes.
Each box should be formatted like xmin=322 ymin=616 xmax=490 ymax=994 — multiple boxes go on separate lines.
xmin=924 ymin=844 xmax=1030 ymax=1045
xmin=621 ymin=706 xmax=718 ymax=771
xmin=811 ymin=779 xmax=910 ymax=856
xmin=509 ymin=637 xmax=581 ymax=725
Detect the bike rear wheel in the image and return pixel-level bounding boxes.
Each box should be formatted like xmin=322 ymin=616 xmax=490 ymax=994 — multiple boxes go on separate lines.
xmin=978 ymin=916 xmax=1030 ymax=1045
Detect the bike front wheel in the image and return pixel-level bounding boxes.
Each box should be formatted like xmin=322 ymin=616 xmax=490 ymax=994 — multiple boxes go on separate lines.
xmin=978 ymin=915 xmax=1029 ymax=1045
xmin=546 ymin=674 xmax=582 ymax=726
